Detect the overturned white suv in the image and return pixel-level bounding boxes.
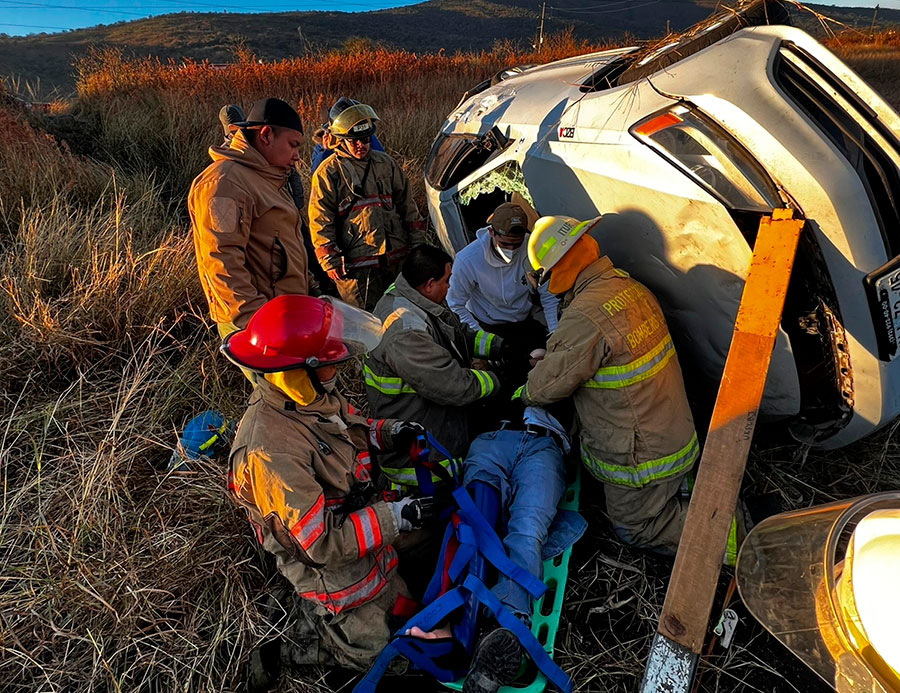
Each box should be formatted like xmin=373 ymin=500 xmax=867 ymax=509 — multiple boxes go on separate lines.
xmin=424 ymin=1 xmax=900 ymax=448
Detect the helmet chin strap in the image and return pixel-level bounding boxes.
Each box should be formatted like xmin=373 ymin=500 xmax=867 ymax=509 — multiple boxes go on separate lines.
xmin=304 ymin=365 xmax=327 ymax=397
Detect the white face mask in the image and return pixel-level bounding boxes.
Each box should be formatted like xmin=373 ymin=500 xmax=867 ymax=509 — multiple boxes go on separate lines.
xmin=320 ymin=376 xmax=338 ymax=393
xmin=494 ymin=242 xmax=517 ymax=264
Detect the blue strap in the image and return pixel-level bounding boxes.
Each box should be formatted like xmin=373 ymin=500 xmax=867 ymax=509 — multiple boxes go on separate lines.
xmin=353 ymin=588 xmax=470 ymax=692
xmin=353 ymin=641 xmax=400 ymax=693
xmin=422 ymin=520 xmax=455 ymax=605
xmin=464 ymin=575 xmax=573 ymax=693
xmin=453 ymin=486 xmax=546 ymax=600
xmin=393 ymin=636 xmax=465 ymax=682
xmin=426 ymin=431 xmax=461 ymax=484
xmin=447 ymin=524 xmax=477 ymax=585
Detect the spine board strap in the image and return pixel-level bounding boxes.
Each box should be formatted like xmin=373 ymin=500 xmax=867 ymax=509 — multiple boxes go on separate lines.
xmin=353 ymin=485 xmax=572 ymax=693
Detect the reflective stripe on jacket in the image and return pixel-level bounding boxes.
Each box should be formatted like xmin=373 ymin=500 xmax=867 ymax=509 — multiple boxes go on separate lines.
xmin=188 ymin=129 xmax=309 ymax=327
xmin=522 ymin=257 xmax=697 ymax=489
xmin=308 ymin=150 xmax=426 ymax=274
xmin=229 ymin=380 xmax=401 ymax=611
xmin=364 ymin=274 xmax=501 ymax=474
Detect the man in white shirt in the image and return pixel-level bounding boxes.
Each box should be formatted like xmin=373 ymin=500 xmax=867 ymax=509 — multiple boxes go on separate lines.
xmin=447 ymin=202 xmax=558 ymax=372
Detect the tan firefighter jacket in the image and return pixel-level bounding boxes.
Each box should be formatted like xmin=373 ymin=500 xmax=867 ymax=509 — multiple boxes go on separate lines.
xmin=364 ymin=274 xmax=502 ymax=483
xmin=229 ymin=379 xmax=404 ymax=614
xmin=308 ymin=149 xmax=426 ymax=275
xmin=189 ymin=129 xmax=310 ymax=328
xmin=521 ymin=257 xmax=698 ymax=489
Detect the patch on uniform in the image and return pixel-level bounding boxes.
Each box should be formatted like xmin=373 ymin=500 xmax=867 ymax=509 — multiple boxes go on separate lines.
xmin=208 ymin=197 xmax=239 ymax=232
xmin=384 ymin=305 xmax=427 ymax=333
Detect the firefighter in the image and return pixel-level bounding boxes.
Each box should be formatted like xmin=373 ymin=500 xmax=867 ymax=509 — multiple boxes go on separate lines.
xmin=517 ymin=216 xmax=710 ymax=557
xmin=364 ymin=245 xmax=505 ymax=492
xmin=189 ymin=98 xmax=312 ymax=339
xmin=308 ymin=101 xmax=426 ymax=311
xmin=221 ymin=294 xmax=435 ymax=685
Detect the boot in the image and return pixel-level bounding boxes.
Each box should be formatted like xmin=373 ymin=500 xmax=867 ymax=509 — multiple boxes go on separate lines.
xmin=462 ymin=628 xmax=522 ymax=693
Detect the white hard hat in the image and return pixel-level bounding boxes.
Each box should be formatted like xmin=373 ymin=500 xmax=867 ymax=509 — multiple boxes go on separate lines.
xmin=736 ymin=493 xmax=900 ymax=692
xmin=527 ymin=215 xmax=601 ymax=277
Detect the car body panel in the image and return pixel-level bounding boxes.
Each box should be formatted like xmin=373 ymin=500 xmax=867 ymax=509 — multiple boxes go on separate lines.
xmin=426 ymin=24 xmax=900 ymax=447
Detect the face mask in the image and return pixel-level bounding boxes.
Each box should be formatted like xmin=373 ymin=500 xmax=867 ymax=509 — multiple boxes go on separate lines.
xmin=320 ymin=376 xmax=338 ymax=393
xmin=494 ymin=241 xmax=517 ymax=264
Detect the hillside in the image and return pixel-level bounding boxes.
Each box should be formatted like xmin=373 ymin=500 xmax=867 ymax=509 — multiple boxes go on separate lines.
xmin=2 ymin=0 xmax=899 ymax=97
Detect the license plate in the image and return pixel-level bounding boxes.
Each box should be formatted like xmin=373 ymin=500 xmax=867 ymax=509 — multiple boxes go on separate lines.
xmin=866 ymin=257 xmax=900 ymax=360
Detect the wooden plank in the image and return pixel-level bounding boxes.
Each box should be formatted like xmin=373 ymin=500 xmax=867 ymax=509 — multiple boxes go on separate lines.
xmin=641 ymin=209 xmax=804 ymax=690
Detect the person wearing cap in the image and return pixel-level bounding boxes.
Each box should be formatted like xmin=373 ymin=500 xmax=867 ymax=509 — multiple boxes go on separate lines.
xmin=308 ymin=100 xmax=426 ymax=311
xmin=364 ymin=245 xmax=505 ymax=493
xmin=218 ymin=103 xmax=333 ymax=292
xmin=189 ymin=97 xmax=312 ymax=344
xmin=310 ymin=96 xmax=384 ymax=175
xmin=516 ymin=216 xmax=709 ymax=557
xmin=222 ymin=294 xmax=437 ymax=685
xmin=447 ymin=201 xmax=559 ymax=398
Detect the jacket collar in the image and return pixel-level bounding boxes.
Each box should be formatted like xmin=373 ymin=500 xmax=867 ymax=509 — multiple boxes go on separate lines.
xmin=208 ymin=129 xmax=290 ymax=185
xmin=568 ymin=256 xmax=616 ymax=298
xmin=393 ymin=273 xmax=448 ymax=319
xmin=253 ymin=377 xmax=345 ymax=420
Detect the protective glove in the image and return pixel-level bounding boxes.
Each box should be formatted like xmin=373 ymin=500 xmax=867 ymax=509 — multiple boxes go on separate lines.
xmin=326 ymin=268 xmax=345 ymax=284
xmin=389 ymin=496 xmax=437 ymax=531
xmin=389 ymin=420 xmax=426 ymax=450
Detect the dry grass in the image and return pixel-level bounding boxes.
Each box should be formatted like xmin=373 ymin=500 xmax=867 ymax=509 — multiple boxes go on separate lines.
xmin=1 ymin=31 xmax=900 ymax=693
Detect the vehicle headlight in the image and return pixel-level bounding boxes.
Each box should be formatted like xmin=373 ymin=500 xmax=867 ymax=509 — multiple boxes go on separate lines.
xmin=631 ymin=106 xmax=781 ymax=212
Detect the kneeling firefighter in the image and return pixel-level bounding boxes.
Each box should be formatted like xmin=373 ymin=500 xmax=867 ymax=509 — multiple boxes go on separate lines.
xmin=222 ymin=294 xmax=435 ymax=687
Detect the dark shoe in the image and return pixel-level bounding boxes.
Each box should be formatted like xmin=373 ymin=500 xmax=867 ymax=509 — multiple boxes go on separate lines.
xmin=463 ymin=628 xmax=522 ymax=693
xmin=245 ymin=638 xmax=282 ymax=693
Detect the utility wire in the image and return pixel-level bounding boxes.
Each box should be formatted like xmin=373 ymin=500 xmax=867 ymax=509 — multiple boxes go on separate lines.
xmin=548 ymin=0 xmax=634 ymax=9
xmin=0 ymin=0 xmax=412 ymax=18
xmin=0 ymin=21 xmax=69 ymax=29
xmin=549 ymin=0 xmax=659 ymax=12
xmin=0 ymin=0 xmax=148 ymax=16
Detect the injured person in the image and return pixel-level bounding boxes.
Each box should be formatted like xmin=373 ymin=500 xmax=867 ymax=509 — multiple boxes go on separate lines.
xmin=405 ymin=405 xmax=586 ymax=693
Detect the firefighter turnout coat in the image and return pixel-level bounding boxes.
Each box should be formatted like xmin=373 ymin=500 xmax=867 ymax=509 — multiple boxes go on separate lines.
xmin=308 ymin=149 xmax=426 ymax=276
xmin=364 ymin=274 xmax=503 ymax=484
xmin=521 ymin=257 xmax=698 ymax=490
xmin=189 ymin=129 xmax=310 ymax=329
xmin=229 ymin=380 xmax=404 ymax=615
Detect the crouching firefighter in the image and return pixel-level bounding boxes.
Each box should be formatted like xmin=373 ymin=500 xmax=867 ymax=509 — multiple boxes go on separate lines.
xmin=518 ymin=216 xmax=743 ymax=563
xmin=221 ymin=294 xmax=436 ymax=683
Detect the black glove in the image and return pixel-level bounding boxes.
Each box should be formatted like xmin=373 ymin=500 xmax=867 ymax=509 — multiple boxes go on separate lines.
xmin=389 ymin=420 xmax=427 ymax=450
xmin=390 ymin=496 xmax=437 ymax=531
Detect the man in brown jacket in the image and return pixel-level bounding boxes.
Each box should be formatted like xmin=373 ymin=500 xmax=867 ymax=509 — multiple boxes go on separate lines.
xmin=518 ymin=216 xmax=717 ymax=558
xmin=222 ymin=294 xmax=436 ymax=686
xmin=189 ymin=98 xmax=311 ymax=339
xmin=308 ymin=101 xmax=426 ymax=311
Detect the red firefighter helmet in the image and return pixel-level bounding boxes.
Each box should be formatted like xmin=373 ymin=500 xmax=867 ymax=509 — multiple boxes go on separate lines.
xmin=221 ymin=295 xmax=383 ymax=373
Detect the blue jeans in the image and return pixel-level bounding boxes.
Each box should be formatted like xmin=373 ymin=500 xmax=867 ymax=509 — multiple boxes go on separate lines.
xmin=463 ymin=430 xmax=566 ymax=621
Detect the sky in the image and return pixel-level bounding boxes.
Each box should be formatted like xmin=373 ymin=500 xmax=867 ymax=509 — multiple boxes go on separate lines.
xmin=1 ymin=0 xmax=898 ymax=36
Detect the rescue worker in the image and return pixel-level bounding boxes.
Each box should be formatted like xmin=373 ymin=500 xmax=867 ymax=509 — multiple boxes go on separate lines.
xmin=218 ymin=103 xmax=332 ymax=291
xmin=447 ymin=201 xmax=559 ymax=405
xmin=308 ymin=100 xmax=426 ymax=311
xmin=517 ymin=216 xmax=705 ymax=557
xmin=189 ymin=97 xmax=311 ymax=340
xmin=222 ymin=294 xmax=436 ymax=685
xmin=364 ymin=245 xmax=505 ymax=491
xmin=311 ymin=96 xmax=384 ymax=174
